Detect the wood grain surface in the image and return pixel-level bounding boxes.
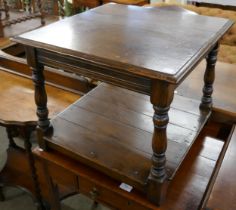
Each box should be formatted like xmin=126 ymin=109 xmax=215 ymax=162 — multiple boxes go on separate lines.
xmin=43 ymin=84 xmax=209 ymax=191
xmin=13 ymin=4 xmax=233 ymax=83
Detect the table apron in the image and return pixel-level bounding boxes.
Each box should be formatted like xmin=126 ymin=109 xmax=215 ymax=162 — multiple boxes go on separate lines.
xmin=37 ymin=49 xmax=152 ymax=95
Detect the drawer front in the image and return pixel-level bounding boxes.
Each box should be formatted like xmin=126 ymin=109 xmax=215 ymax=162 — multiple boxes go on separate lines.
xmin=79 ymin=178 xmax=151 ymax=210
xmin=48 ymin=162 xmax=78 ymax=193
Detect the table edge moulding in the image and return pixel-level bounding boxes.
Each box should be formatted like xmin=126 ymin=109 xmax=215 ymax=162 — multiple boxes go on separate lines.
xmin=12 ymin=3 xmax=234 ymax=206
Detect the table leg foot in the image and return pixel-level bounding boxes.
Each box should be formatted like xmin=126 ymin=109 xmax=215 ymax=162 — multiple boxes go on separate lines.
xmin=200 ymin=42 xmax=219 ymax=112
xmin=147 ymin=174 xmax=168 ymax=205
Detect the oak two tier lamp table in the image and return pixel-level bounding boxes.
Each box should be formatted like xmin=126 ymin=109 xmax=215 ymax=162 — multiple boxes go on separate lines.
xmin=13 ymin=3 xmax=233 ymax=209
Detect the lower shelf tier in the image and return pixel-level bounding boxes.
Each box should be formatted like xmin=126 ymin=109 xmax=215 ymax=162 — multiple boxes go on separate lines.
xmin=44 ymin=83 xmax=210 ymax=191
xmin=35 ymin=116 xmax=235 ymax=210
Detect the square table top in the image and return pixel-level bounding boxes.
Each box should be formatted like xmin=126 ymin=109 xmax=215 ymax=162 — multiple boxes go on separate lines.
xmin=13 ymin=3 xmax=233 ymax=83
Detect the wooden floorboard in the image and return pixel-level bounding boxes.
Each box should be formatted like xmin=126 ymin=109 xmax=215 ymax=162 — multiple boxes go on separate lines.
xmin=78 ymin=88 xmax=203 ymax=131
xmin=88 ymin=83 xmax=202 ymax=117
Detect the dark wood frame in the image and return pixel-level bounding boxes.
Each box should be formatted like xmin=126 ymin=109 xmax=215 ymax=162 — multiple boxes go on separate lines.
xmin=20 ymin=40 xmax=219 ymax=205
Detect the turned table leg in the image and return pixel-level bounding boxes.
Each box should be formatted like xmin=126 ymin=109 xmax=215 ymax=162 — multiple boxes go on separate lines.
xmin=200 ymin=42 xmax=219 ymax=112
xmin=32 ymin=64 xmax=49 ymax=130
xmin=147 ymin=80 xmax=175 ymax=205
xmin=25 ymin=47 xmax=51 ymax=150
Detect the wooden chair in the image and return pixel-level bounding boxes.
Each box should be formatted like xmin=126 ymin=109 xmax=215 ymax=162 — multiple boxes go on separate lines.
xmin=0 ymin=68 xmax=80 ymax=209
xmin=0 ymin=0 xmax=44 ymax=37
xmin=0 ymin=0 xmax=9 ymax=20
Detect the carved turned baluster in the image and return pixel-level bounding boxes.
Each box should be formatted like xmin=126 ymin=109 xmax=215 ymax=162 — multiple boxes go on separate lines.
xmin=147 ymin=80 xmax=175 ymax=205
xmin=23 ymin=126 xmax=45 ymax=210
xmin=25 ymin=47 xmax=50 ymax=150
xmin=32 ymin=65 xmax=49 ymax=130
xmin=3 ymin=0 xmax=9 ymax=18
xmin=28 ymin=0 xmax=32 ymax=13
xmin=200 ymin=42 xmax=219 ymax=112
xmin=57 ymin=0 xmax=65 ymax=18
xmin=37 ymin=0 xmax=45 ymax=25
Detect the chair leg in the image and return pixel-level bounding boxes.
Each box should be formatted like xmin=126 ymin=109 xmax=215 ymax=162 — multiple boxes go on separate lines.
xmin=37 ymin=0 xmax=45 ymax=25
xmin=0 ymin=186 xmax=5 ymax=201
xmin=3 ymin=0 xmax=9 ymax=18
xmin=6 ymin=127 xmax=18 ymax=148
xmin=23 ymin=126 xmax=46 ymax=210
